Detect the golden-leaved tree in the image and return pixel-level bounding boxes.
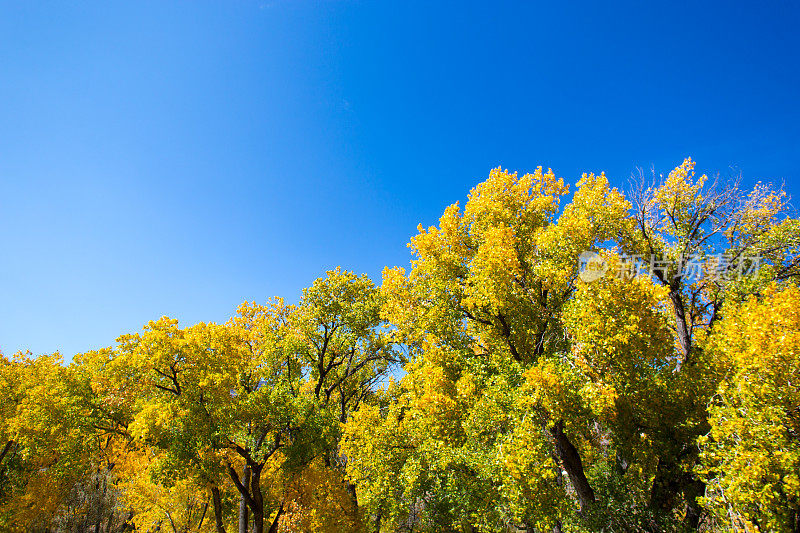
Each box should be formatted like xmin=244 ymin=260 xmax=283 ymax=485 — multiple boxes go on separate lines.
xmin=342 ymin=159 xmax=800 ymax=532
xmin=76 ymin=267 xmax=397 ymax=533
xmin=2 ymin=159 xmax=799 ymax=533
xmin=700 ymin=283 xmax=800 ymax=531
xmin=0 ymin=351 xmax=127 ymax=532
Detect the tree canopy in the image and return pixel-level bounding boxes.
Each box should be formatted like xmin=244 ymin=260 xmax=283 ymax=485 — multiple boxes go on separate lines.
xmin=2 ymin=159 xmax=799 ymax=532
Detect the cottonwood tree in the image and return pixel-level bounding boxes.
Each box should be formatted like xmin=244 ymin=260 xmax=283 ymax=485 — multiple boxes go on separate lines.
xmin=700 ymin=284 xmax=800 ymax=532
xmin=343 ymin=160 xmax=800 ymax=532
xmin=86 ymin=268 xmax=397 ymax=533
xmin=0 ymin=352 xmax=122 ymax=532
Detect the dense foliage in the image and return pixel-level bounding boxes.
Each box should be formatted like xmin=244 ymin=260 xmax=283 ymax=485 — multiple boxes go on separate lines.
xmin=2 ymin=159 xmax=799 ymax=532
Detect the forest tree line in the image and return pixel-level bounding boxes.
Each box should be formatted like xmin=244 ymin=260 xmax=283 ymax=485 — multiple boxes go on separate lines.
xmin=2 ymin=158 xmax=800 ymax=532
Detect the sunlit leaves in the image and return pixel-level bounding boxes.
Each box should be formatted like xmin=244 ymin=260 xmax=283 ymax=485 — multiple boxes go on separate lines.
xmin=700 ymin=283 xmax=800 ymax=531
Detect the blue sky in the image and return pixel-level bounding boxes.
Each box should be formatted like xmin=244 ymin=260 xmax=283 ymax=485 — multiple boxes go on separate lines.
xmin=1 ymin=1 xmax=798 ymax=358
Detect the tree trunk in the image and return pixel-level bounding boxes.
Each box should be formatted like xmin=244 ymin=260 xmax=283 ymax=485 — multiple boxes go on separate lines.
xmin=239 ymin=465 xmax=251 ymax=533
xmin=650 ymin=456 xmax=683 ymax=518
xmin=670 ymin=289 xmax=691 ymax=370
xmin=683 ymin=478 xmax=704 ymax=530
xmin=347 ymin=480 xmax=359 ymax=508
xmin=95 ymin=472 xmax=107 ymax=533
xmin=211 ymin=486 xmax=227 ymax=533
xmin=197 ymin=499 xmax=209 ymax=530
xmin=0 ymin=439 xmax=14 ymax=466
xmin=250 ymin=465 xmax=265 ymax=533
xmin=267 ymin=502 xmax=284 ymax=533
xmin=550 ymin=420 xmax=595 ymax=513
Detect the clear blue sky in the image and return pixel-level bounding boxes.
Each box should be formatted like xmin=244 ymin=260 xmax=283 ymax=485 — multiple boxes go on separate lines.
xmin=1 ymin=1 xmax=798 ymax=358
